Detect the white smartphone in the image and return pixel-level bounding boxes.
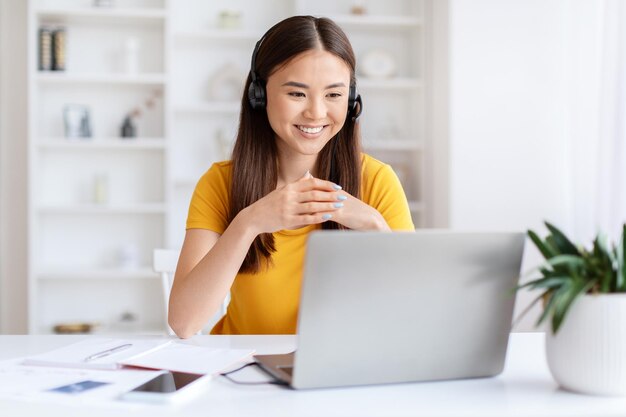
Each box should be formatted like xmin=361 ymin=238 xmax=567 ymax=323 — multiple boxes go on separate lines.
xmin=120 ymin=371 xmax=211 ymax=404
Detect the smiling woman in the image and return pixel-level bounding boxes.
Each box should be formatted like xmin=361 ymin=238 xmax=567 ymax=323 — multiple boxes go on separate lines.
xmin=168 ymin=16 xmax=414 ymax=338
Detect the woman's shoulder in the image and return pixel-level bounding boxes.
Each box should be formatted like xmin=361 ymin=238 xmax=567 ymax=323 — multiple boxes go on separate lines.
xmin=196 ymin=160 xmax=232 ymax=192
xmin=200 ymin=160 xmax=232 ymax=180
xmin=360 ymin=153 xmax=391 ymax=175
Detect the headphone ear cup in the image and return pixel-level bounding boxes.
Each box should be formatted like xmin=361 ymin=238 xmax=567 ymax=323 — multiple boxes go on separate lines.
xmin=347 ymin=84 xmax=356 ymax=115
xmin=247 ymin=80 xmax=266 ymax=110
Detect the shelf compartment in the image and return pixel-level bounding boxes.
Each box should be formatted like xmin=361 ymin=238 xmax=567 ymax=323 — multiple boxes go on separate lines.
xmin=363 ymin=139 xmax=423 ymax=151
xmin=36 ymin=72 xmax=166 ymax=86
xmin=174 ymin=30 xmax=259 ymax=43
xmin=38 ymin=203 xmax=167 ymax=215
xmin=173 ymin=102 xmax=241 ymax=115
xmin=358 ymin=78 xmax=423 ymax=90
xmin=38 ymin=137 xmax=166 ymax=150
xmin=37 ymin=267 xmax=158 ymax=280
xmin=36 ymin=279 xmax=165 ymax=335
xmin=330 ymin=14 xmax=422 ymax=29
xmin=35 ymin=7 xmax=166 ymax=25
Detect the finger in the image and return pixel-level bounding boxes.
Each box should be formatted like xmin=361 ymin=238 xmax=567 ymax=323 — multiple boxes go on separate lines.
xmin=298 ymin=177 xmax=342 ymax=192
xmin=296 ymin=190 xmax=344 ymax=203
xmin=298 ymin=212 xmax=336 ymax=225
xmin=295 ymin=201 xmax=345 ymax=215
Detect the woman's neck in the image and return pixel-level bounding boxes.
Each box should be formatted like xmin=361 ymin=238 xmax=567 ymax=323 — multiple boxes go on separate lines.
xmin=276 ymin=152 xmax=318 ymax=188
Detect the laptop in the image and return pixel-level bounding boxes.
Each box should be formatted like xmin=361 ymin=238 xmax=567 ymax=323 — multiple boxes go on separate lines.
xmin=255 ymin=230 xmax=525 ymax=389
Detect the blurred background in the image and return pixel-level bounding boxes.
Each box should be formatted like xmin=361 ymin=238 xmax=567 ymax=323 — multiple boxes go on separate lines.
xmin=0 ymin=0 xmax=624 ymax=335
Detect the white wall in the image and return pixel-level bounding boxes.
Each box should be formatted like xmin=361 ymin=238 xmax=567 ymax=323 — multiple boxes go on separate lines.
xmin=448 ymin=0 xmax=570 ymax=330
xmin=0 ymin=0 xmax=28 ymax=334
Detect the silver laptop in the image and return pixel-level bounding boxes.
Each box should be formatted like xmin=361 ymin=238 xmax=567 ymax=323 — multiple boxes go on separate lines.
xmin=255 ymin=231 xmax=525 ymax=389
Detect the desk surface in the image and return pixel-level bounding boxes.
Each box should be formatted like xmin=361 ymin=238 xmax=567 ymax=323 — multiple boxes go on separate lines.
xmin=1 ymin=333 xmax=626 ymax=417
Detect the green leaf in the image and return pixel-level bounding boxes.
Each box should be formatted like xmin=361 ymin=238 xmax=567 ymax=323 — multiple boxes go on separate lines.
xmin=616 ymin=223 xmax=626 ymax=291
xmin=551 ymin=280 xmax=595 ymax=333
xmin=543 ymin=254 xmax=585 ymax=270
xmin=545 ymin=222 xmax=580 ymax=255
xmin=528 ymin=230 xmax=557 ymax=259
xmin=536 ymin=290 xmax=558 ymax=327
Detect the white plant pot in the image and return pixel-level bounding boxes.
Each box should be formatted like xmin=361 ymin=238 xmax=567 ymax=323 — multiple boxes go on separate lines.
xmin=545 ymin=294 xmax=626 ymax=396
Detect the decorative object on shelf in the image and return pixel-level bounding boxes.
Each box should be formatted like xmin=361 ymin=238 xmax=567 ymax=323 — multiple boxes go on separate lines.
xmin=52 ymin=28 xmax=66 ymax=71
xmin=350 ymin=0 xmax=367 ymax=15
xmin=93 ymin=173 xmax=109 ymax=204
xmin=123 ymin=36 xmax=140 ymax=74
xmin=53 ymin=322 xmax=98 ymax=334
xmin=121 ymin=89 xmax=162 ymax=138
xmin=38 ymin=27 xmax=53 ymax=71
xmin=120 ymin=115 xmax=137 ymax=138
xmin=115 ymin=310 xmax=139 ymax=333
xmin=209 ymin=63 xmax=246 ymax=101
xmin=118 ymin=243 xmax=141 ymax=269
xmin=63 ymin=104 xmax=92 ymax=139
xmin=93 ymin=0 xmax=115 ymax=7
xmin=217 ymin=9 xmax=242 ymax=29
xmin=516 ymin=222 xmax=626 ymax=396
xmin=359 ymin=49 xmax=397 ymax=79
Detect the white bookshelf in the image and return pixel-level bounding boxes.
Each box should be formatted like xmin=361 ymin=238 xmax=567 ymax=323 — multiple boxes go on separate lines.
xmin=27 ymin=0 xmax=169 ymax=334
xmin=27 ymin=0 xmax=440 ymax=335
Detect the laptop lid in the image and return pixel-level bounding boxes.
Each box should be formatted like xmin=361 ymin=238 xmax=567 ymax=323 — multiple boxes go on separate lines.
xmin=290 ymin=231 xmax=525 ymax=389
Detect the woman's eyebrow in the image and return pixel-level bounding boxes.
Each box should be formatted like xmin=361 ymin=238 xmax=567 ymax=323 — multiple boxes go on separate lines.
xmin=281 ymin=81 xmax=347 ymax=89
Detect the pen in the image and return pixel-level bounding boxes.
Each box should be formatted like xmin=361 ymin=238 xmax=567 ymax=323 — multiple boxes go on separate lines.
xmin=83 ymin=343 xmax=133 ymax=362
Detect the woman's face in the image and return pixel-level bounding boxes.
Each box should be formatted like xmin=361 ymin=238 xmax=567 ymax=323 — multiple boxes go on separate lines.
xmin=265 ymin=49 xmax=351 ymax=159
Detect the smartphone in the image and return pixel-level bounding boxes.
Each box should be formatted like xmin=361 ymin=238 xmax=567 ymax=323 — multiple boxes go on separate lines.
xmin=120 ymin=371 xmax=211 ymax=404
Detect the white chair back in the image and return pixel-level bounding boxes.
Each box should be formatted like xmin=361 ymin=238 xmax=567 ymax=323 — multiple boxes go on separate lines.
xmin=153 ymin=249 xmax=228 ymax=335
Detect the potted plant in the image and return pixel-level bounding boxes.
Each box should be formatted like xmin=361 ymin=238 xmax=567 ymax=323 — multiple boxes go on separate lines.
xmin=518 ymin=222 xmax=626 ymax=396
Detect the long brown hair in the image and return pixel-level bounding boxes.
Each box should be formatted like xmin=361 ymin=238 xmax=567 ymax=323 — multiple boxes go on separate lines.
xmin=229 ymin=16 xmax=362 ymax=273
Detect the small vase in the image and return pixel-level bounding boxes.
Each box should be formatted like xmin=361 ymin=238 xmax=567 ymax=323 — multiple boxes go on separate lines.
xmin=545 ymin=293 xmax=626 ymax=396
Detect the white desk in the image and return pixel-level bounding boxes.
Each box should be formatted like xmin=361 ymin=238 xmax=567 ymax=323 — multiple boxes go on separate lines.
xmin=1 ymin=333 xmax=625 ymax=417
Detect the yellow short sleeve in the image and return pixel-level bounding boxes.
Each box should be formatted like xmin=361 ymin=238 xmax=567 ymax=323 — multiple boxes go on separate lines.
xmin=361 ymin=154 xmax=415 ymax=231
xmin=186 ymin=161 xmax=232 ymax=234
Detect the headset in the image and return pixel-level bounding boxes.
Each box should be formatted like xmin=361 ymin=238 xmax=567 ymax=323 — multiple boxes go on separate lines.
xmin=247 ymin=36 xmax=363 ymax=120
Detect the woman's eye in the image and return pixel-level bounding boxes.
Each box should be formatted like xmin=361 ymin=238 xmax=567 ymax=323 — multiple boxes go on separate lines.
xmin=327 ymin=93 xmax=342 ymax=99
xmin=288 ymin=92 xmax=305 ymax=98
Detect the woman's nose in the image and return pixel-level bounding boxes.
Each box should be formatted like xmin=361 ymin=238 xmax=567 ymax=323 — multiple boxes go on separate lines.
xmin=303 ymin=98 xmax=326 ymax=120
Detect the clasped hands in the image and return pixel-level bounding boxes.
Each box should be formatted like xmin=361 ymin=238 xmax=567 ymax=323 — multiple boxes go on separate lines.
xmin=242 ymin=171 xmax=389 ymax=234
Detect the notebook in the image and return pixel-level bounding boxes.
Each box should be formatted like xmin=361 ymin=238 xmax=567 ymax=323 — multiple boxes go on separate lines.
xmin=22 ymin=338 xmax=254 ymax=375
xmin=22 ymin=338 xmax=172 ymax=370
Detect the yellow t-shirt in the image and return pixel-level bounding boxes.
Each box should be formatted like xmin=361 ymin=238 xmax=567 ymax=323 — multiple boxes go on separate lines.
xmin=186 ymin=153 xmax=414 ymax=334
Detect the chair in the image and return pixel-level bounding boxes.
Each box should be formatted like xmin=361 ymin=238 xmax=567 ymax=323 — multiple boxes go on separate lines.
xmin=153 ymin=249 xmax=228 ymax=335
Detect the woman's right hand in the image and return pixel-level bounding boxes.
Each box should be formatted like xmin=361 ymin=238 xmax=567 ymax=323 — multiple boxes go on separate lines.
xmin=243 ymin=172 xmax=345 ymax=234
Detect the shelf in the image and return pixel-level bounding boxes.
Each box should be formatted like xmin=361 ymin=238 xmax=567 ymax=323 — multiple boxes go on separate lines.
xmin=37 ymin=267 xmax=158 ymax=280
xmin=36 ymin=72 xmax=166 ymax=86
xmin=329 ymin=14 xmax=422 ymax=29
xmin=174 ymin=30 xmax=259 ymax=43
xmin=37 ymin=326 xmax=167 ymax=336
xmin=36 ymin=7 xmax=166 ymax=24
xmin=174 ymin=101 xmax=241 ymax=115
xmin=363 ymin=140 xmax=423 ymax=151
xmin=38 ymin=137 xmax=166 ymax=150
xmin=358 ymin=78 xmax=423 ymax=90
xmin=38 ymin=203 xmax=167 ymax=215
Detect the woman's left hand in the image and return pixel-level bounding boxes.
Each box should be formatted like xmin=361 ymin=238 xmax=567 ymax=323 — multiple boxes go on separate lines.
xmin=329 ymin=191 xmax=391 ymax=231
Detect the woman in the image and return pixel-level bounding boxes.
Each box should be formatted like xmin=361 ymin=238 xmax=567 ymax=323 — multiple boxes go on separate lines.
xmin=169 ymin=16 xmax=414 ymax=338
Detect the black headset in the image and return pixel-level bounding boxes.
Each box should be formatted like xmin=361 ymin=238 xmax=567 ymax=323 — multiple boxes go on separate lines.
xmin=247 ymin=36 xmax=363 ymax=120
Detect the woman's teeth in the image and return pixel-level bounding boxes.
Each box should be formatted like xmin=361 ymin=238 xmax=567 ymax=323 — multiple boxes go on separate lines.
xmin=298 ymin=126 xmax=324 ymax=134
